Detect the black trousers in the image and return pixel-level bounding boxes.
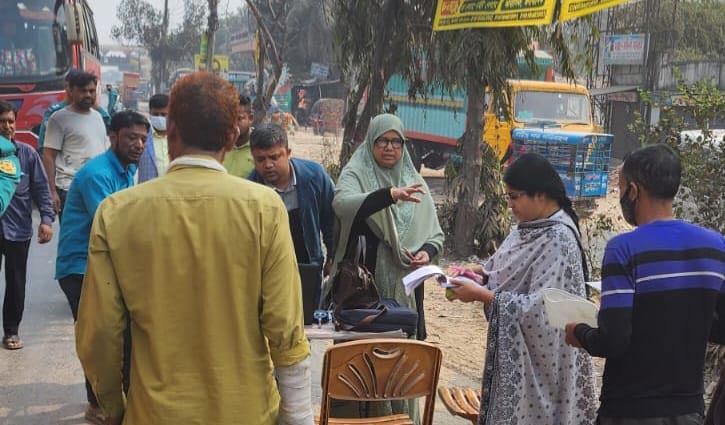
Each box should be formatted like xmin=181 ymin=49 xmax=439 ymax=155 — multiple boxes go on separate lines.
xmin=56 ymin=187 xmax=67 ymax=224
xmin=59 ymin=274 xmax=131 ymax=405
xmin=1 ymin=236 xmax=30 ymax=336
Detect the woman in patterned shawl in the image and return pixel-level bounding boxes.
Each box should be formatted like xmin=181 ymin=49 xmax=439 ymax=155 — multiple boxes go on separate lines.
xmin=325 ymin=113 xmax=444 ymax=422
xmin=449 ymin=153 xmax=598 ymax=425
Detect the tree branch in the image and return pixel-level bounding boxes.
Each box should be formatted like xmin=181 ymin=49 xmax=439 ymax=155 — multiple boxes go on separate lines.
xmin=244 ymin=0 xmax=283 ymax=68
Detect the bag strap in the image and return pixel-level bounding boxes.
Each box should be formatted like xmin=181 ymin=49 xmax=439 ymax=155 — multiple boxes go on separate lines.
xmin=353 ymin=235 xmax=367 ymax=266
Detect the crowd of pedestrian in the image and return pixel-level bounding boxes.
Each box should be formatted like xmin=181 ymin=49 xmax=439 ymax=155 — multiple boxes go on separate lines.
xmin=0 ymin=69 xmax=723 ymax=425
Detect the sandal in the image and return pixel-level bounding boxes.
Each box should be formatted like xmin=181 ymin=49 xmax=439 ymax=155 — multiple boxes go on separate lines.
xmin=2 ymin=334 xmax=24 ymax=350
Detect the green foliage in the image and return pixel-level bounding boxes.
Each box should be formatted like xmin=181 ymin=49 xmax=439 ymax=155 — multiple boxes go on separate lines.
xmin=629 ymin=73 xmax=725 ymax=233
xmin=331 ymin=0 xmax=437 ymax=167
xmin=442 ymin=144 xmax=510 ymax=257
xmin=112 ymin=0 xmax=206 ymax=90
xmin=630 ymin=72 xmax=725 ymax=407
xmin=580 ymin=213 xmax=616 ymax=280
xmin=609 ymin=0 xmax=725 ymax=62
xmin=286 ymin=0 xmax=334 ymax=77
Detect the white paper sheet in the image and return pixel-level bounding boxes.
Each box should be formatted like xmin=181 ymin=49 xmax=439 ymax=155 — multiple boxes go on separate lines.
xmin=543 ymin=288 xmax=599 ymax=329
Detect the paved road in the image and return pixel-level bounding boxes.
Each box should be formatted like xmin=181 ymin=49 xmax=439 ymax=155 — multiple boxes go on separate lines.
xmin=0 ymin=216 xmax=88 ymax=424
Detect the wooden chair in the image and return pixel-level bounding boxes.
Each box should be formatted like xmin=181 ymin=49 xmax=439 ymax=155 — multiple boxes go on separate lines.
xmin=316 ymin=338 xmax=443 ymax=425
xmin=437 ymin=387 xmax=481 ymax=424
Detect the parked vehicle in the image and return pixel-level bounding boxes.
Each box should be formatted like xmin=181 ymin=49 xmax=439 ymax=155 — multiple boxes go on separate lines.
xmin=0 ymin=0 xmax=102 ymax=149
xmin=309 ymin=98 xmax=345 ymax=135
xmin=511 ymin=128 xmax=613 ymax=200
xmin=387 ymin=76 xmax=600 ymax=170
xmin=384 ymin=51 xmax=600 ymax=170
xmin=121 ymin=72 xmax=140 ymax=110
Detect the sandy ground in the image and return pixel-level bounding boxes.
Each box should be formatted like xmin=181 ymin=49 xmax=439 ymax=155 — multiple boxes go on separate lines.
xmin=289 ymin=127 xmax=617 ymax=423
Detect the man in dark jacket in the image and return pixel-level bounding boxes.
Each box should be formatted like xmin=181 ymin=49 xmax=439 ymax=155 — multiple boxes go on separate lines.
xmin=248 ymin=124 xmax=335 ymax=306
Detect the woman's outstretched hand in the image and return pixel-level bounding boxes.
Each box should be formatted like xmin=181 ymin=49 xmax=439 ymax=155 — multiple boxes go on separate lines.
xmin=447 ymin=277 xmax=494 ymax=304
xmin=391 ymin=184 xmax=425 ymax=203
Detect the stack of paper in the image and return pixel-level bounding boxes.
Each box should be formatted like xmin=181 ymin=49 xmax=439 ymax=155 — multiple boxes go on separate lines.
xmin=542 ymin=288 xmax=599 ymax=329
xmin=402 ymin=265 xmax=478 ymax=296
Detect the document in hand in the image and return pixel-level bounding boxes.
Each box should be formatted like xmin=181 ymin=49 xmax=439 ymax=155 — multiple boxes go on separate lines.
xmin=542 ymin=288 xmax=599 ymax=329
xmin=402 ymin=265 xmax=477 ymax=296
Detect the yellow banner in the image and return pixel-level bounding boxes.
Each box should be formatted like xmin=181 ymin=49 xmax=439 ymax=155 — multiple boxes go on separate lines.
xmin=560 ymin=0 xmax=630 ymax=21
xmin=433 ymin=0 xmax=557 ymax=31
xmin=194 ymin=54 xmax=229 ymax=73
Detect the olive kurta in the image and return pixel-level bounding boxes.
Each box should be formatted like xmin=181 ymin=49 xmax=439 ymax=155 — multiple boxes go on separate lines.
xmin=76 ymin=156 xmax=310 ymax=424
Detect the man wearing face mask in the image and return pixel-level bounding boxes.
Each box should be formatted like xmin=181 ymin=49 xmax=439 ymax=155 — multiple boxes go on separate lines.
xmin=138 ymin=94 xmax=169 ymax=182
xmin=565 ymin=144 xmax=725 ymax=425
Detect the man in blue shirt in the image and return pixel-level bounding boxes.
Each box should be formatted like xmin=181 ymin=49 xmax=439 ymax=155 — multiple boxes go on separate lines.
xmin=566 ymin=145 xmax=725 ymax=425
xmin=0 ymin=100 xmax=51 ymax=350
xmin=248 ymin=124 xmax=335 ymax=308
xmin=55 ymin=109 xmax=148 ymax=424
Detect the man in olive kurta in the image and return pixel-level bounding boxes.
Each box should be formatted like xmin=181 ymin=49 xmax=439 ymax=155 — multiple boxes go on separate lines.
xmin=75 ymin=72 xmax=312 ymax=425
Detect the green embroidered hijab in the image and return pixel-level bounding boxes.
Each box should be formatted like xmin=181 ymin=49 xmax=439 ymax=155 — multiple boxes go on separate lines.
xmin=326 ymin=114 xmax=444 ymax=308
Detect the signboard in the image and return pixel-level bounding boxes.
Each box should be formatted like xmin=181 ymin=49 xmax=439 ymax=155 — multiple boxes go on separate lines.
xmin=433 ymin=0 xmax=557 ymax=30
xmin=310 ymin=62 xmax=329 ymax=80
xmin=603 ymin=34 xmax=646 ymax=65
xmin=194 ymin=54 xmax=229 ymax=73
xmin=560 ymin=0 xmax=630 ymax=21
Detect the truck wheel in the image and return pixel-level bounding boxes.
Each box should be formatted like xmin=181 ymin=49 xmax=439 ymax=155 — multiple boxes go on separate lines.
xmin=407 ymin=142 xmax=423 ymax=172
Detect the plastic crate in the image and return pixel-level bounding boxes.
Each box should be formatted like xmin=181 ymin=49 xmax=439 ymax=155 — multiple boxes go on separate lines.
xmin=511 ymin=129 xmax=613 ymax=199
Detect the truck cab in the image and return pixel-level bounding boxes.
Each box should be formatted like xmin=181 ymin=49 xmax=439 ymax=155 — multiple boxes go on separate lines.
xmin=485 ymin=80 xmax=599 ymax=162
xmin=386 ymin=74 xmax=599 ymax=170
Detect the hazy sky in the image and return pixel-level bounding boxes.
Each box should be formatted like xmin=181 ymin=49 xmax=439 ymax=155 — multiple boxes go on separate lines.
xmin=87 ymin=0 xmax=235 ymax=45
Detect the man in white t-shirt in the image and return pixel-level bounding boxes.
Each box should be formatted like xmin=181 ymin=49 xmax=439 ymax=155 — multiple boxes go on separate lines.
xmin=42 ymin=71 xmax=108 ymax=220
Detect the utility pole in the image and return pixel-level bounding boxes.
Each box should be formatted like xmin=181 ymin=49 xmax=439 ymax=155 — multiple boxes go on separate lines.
xmin=161 ymin=0 xmax=169 ymax=92
xmin=206 ymin=0 xmax=219 ymax=72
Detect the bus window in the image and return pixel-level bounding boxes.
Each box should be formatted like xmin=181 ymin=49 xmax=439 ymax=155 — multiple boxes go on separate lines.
xmin=0 ymin=1 xmax=71 ymax=80
xmin=82 ymin=5 xmax=99 ymax=57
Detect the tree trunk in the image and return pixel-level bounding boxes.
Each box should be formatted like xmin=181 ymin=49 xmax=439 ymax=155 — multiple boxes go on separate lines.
xmin=253 ymin=30 xmax=266 ymax=126
xmin=161 ymin=0 xmax=169 ymax=92
xmin=338 ymin=0 xmax=397 ymax=169
xmin=152 ymin=58 xmax=161 ymax=94
xmin=205 ymin=0 xmax=218 ymax=71
xmin=453 ymin=68 xmax=484 ymax=256
xmin=339 ymin=76 xmax=368 ymax=167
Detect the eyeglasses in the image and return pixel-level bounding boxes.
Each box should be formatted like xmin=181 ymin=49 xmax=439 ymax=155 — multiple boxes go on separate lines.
xmin=505 ymin=191 xmax=527 ymax=201
xmin=374 ymin=136 xmax=404 ymax=149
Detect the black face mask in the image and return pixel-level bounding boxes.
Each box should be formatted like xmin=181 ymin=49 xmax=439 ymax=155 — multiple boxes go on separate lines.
xmin=619 ymin=184 xmax=638 ymax=226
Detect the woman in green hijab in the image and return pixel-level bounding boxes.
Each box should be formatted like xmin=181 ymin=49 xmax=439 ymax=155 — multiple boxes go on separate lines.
xmin=328 ymin=113 xmax=444 ymax=422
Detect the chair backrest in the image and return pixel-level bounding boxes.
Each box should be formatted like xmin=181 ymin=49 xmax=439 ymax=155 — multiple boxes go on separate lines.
xmin=318 ymin=338 xmax=443 ymax=425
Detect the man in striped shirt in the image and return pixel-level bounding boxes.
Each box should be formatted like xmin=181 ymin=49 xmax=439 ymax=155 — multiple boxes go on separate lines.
xmin=566 ymin=144 xmax=725 ymax=425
